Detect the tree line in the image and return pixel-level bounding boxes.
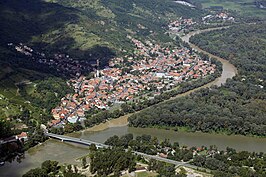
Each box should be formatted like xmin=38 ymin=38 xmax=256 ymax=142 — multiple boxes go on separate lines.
xmin=105 ymin=134 xmax=266 ymax=176
xmin=128 ymin=22 xmax=266 ymax=136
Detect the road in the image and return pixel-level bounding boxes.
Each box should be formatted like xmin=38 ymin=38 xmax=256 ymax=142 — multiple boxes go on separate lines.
xmin=46 ymin=133 xmax=207 ymax=171
xmin=0 ymin=138 xmax=17 ymax=145
xmin=45 ymin=133 xmax=109 ymax=148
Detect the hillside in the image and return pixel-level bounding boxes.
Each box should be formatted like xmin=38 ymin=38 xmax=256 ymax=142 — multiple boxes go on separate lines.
xmin=0 ymin=0 xmax=203 ymax=60
xmin=0 ymin=0 xmax=203 ymax=122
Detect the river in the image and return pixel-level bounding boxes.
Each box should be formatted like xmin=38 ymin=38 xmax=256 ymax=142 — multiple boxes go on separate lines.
xmin=1 ymin=27 xmax=264 ymax=177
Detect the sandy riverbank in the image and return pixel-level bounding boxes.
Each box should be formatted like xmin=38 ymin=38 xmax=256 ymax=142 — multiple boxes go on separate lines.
xmin=83 ymin=114 xmax=130 ymax=132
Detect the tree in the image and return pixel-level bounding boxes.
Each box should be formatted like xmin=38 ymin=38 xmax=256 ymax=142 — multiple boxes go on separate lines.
xmin=82 ymin=157 xmax=87 ymax=169
xmin=89 ymin=143 xmax=97 ymax=151
xmin=41 ymin=160 xmax=59 ymax=174
xmin=22 ymin=168 xmax=48 ymax=177
xmin=192 ymin=155 xmax=206 ymax=167
xmin=0 ymin=118 xmax=13 ymax=138
xmin=90 ymin=148 xmax=136 ymax=176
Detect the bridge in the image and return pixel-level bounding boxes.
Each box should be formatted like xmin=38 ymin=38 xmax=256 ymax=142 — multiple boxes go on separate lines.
xmin=46 ymin=133 xmax=206 ymax=170
xmin=45 ymin=133 xmax=109 ymax=148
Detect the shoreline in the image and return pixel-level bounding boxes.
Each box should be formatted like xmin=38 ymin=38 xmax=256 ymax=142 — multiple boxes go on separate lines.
xmin=80 ymin=26 xmax=238 ymax=135
xmin=137 ymin=125 xmax=266 ymax=139
xmin=81 ymin=114 xmax=129 ymax=132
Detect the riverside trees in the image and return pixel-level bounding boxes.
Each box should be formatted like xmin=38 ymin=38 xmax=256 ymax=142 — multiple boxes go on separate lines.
xmin=90 ymin=147 xmax=136 ymax=176
xmin=23 ymin=160 xmax=85 ymax=177
xmin=128 ymin=23 xmax=266 ymax=136
xmin=105 ymin=134 xmax=266 ymax=176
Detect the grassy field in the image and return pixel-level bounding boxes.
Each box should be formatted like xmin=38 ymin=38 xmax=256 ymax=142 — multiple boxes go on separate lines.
xmin=136 ymin=171 xmax=158 ymax=177
xmin=194 ymin=0 xmax=266 ymax=18
xmin=122 ymin=171 xmax=158 ymax=177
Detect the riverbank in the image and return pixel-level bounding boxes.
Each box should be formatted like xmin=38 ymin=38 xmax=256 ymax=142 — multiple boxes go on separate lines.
xmin=136 ymin=125 xmax=266 ymax=139
xmin=83 ymin=114 xmax=129 ymax=132
xmin=79 ymin=26 xmax=237 ymax=135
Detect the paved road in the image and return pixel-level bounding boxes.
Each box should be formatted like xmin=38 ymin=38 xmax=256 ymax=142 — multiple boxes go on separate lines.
xmin=46 ymin=133 xmax=206 ymax=170
xmin=45 ymin=133 xmax=109 ymax=148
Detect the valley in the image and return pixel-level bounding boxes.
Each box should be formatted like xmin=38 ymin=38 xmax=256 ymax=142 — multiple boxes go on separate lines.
xmin=0 ymin=0 xmax=265 ymax=176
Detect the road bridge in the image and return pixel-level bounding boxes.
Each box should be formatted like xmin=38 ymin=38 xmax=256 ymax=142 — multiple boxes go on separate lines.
xmin=46 ymin=133 xmax=206 ymax=170
xmin=45 ymin=133 xmax=109 ymax=148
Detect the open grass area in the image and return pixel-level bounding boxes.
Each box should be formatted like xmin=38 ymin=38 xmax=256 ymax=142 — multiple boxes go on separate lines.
xmin=136 ymin=171 xmax=158 ymax=177
xmin=194 ymin=0 xmax=266 ymax=18
xmin=122 ymin=171 xmax=158 ymax=177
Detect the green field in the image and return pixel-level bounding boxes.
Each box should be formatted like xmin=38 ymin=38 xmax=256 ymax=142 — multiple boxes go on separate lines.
xmin=193 ymin=0 xmax=266 ymax=18
xmin=121 ymin=171 xmax=158 ymax=177
xmin=135 ymin=171 xmax=158 ymax=177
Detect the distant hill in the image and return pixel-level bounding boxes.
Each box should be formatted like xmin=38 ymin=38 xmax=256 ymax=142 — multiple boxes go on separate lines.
xmin=189 ymin=0 xmax=266 ymax=19
xmin=0 ymin=0 xmax=203 ymax=61
xmin=0 ymin=0 xmax=202 ymax=120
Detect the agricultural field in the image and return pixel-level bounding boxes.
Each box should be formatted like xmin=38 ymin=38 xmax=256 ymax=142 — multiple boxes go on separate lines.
xmin=192 ymin=0 xmax=266 ymax=18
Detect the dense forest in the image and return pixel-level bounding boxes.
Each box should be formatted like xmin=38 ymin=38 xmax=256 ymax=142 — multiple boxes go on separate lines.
xmin=129 ymin=23 xmax=266 ymax=136
xmin=89 ymin=147 xmax=136 ymax=176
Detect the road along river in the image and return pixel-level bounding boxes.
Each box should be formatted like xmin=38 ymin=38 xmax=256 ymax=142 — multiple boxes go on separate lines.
xmin=1 ymin=28 xmax=266 ymax=177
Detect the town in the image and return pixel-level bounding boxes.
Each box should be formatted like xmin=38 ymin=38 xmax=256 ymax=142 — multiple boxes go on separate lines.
xmin=50 ymin=36 xmax=216 ymax=126
xmin=168 ymin=12 xmax=235 ymax=34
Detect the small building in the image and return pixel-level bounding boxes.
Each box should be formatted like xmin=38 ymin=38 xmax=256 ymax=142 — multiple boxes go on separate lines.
xmin=158 ymin=153 xmax=168 ymax=158
xmin=16 ymin=132 xmax=28 ymax=141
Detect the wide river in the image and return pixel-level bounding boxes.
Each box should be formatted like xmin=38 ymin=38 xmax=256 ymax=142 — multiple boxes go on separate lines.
xmin=1 ymin=28 xmax=266 ymax=177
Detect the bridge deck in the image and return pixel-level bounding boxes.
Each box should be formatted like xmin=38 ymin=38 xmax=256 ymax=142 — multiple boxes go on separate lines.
xmin=46 ymin=133 xmax=205 ymax=170
xmin=45 ymin=133 xmax=109 ymax=148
